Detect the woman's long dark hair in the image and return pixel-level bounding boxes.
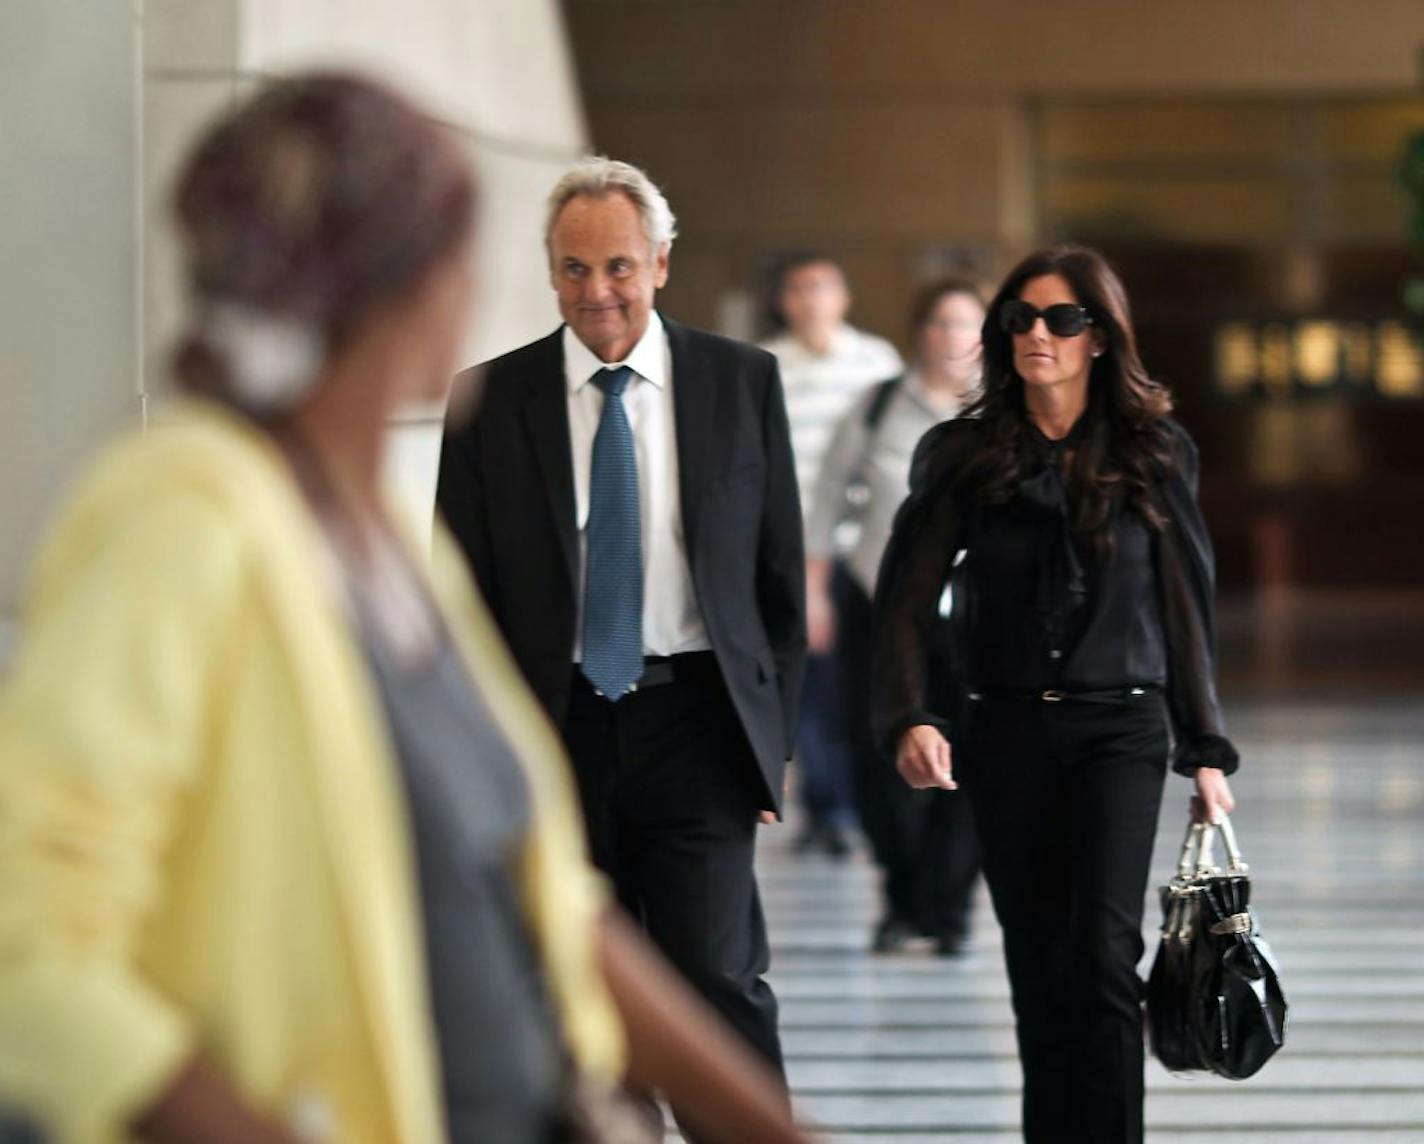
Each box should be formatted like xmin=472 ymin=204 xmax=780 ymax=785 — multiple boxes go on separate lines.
xmin=961 ymin=245 xmax=1176 ymax=550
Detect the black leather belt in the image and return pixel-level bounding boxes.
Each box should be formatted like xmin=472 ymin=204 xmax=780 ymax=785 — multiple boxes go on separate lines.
xmin=637 ymin=657 xmax=678 ymax=688
xmin=968 ymin=685 xmax=1159 ymax=706
xmin=638 ymin=651 xmax=720 ymax=689
xmin=576 ymin=651 xmax=718 ymax=697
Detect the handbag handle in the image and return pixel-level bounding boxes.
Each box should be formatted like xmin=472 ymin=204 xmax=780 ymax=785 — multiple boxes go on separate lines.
xmin=1212 ymin=814 xmax=1249 ymax=875
xmin=1175 ymin=819 xmax=1205 ymax=880
xmin=1173 ymin=814 xmax=1250 ymax=880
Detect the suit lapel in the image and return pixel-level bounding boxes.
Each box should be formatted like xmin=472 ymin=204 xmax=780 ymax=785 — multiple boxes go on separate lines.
xmin=520 ymin=330 xmax=579 ymax=589
xmin=666 ymin=316 xmax=714 ymax=568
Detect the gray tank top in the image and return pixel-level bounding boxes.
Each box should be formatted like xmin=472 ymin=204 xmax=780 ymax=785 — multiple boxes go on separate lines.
xmin=356 ymin=610 xmax=565 ymax=1143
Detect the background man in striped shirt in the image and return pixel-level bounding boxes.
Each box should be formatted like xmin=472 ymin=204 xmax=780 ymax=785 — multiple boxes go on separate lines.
xmin=760 ymin=253 xmax=902 ymax=856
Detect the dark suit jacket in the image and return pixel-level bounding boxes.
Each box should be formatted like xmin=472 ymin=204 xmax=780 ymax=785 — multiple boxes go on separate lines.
xmin=436 ymin=316 xmax=807 ymax=813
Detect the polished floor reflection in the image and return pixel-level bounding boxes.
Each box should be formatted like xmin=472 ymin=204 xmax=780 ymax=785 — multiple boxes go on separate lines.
xmin=749 ymin=697 xmax=1424 ymax=1142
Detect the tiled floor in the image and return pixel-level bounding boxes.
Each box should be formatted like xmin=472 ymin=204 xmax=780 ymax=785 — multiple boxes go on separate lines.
xmin=748 ymin=697 xmax=1424 ymax=1142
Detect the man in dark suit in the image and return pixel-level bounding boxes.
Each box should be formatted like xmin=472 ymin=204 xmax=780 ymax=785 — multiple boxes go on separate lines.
xmin=437 ymin=158 xmax=805 ymax=1076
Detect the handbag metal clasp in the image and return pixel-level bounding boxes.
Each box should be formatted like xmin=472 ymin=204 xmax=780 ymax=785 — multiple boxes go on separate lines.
xmin=1208 ymin=912 xmax=1252 ymax=936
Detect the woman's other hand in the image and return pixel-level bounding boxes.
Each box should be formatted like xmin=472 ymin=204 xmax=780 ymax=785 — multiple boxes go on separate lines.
xmin=805 ymin=558 xmax=837 ymax=655
xmin=806 ymin=587 xmax=836 ymax=655
xmin=1191 ymin=766 xmax=1235 ymax=824
xmin=896 ymin=724 xmax=957 ymax=790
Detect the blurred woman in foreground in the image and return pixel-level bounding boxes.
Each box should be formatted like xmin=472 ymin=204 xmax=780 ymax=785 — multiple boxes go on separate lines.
xmin=0 ymin=72 xmax=808 ymax=1144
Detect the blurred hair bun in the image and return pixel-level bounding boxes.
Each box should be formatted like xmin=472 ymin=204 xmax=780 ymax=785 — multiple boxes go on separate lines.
xmin=169 ymin=71 xmax=477 ymax=412
xmin=183 ymin=301 xmax=325 ymax=413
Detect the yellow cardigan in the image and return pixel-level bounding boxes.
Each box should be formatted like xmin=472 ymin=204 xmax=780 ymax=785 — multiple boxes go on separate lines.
xmin=0 ymin=402 xmax=624 ymax=1142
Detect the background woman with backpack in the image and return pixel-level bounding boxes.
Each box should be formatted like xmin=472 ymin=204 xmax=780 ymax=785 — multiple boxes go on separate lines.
xmin=804 ymin=277 xmax=986 ymax=955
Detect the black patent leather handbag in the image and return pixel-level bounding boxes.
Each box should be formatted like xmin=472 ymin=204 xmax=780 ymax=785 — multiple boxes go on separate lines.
xmin=1146 ymin=815 xmax=1288 ymax=1079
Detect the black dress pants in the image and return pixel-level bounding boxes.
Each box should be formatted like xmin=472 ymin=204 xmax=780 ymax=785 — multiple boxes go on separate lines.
xmin=957 ymin=692 xmax=1168 ymax=1144
xmin=839 ymin=573 xmax=980 ymax=937
xmin=561 ymin=655 xmax=784 ymax=1078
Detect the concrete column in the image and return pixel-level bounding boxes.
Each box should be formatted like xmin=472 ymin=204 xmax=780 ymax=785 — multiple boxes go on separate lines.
xmin=0 ymin=1 xmax=143 ymax=640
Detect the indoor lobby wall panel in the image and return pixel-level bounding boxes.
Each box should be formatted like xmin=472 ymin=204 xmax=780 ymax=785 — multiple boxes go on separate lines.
xmin=589 ymin=104 xmax=1006 ymax=243
xmin=240 ymin=0 xmax=586 ymax=149
xmin=1317 ymin=98 xmax=1424 ymax=164
xmin=567 ymin=0 xmax=1423 ymax=101
xmin=1319 ymin=176 xmax=1418 ymax=246
xmin=0 ymin=0 xmax=141 ymax=620
xmin=1043 ymin=175 xmax=1297 ymax=246
xmin=647 ymin=245 xmax=744 ymax=341
xmin=1040 ymin=103 xmax=1298 ymax=166
xmin=239 ymin=0 xmax=461 ymax=102
xmin=145 ymin=0 xmax=240 ymax=72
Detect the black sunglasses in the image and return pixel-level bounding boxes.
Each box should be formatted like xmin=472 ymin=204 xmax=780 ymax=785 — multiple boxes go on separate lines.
xmin=999 ymin=300 xmax=1094 ymax=338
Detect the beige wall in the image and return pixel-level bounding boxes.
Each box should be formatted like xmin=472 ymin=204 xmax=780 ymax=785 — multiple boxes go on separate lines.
xmin=564 ymin=0 xmax=1424 ymax=342
xmin=0 ymin=0 xmax=589 ymax=632
xmin=566 ymin=1 xmax=1421 ymax=101
xmin=0 ymin=1 xmax=142 ymax=640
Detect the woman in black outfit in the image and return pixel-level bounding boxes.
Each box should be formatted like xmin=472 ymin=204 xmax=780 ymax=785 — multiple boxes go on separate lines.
xmin=871 ymin=246 xmax=1238 ymax=1144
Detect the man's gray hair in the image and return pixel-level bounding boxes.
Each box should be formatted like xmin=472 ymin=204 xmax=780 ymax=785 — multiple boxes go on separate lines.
xmin=545 ymin=156 xmax=678 ymax=253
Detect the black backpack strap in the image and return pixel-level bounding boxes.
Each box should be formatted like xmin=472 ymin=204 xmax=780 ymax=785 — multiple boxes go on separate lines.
xmin=862 ymin=375 xmax=903 ymax=432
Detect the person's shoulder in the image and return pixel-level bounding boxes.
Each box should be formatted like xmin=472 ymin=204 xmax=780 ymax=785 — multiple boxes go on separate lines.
xmin=120 ymin=399 xmax=288 ymax=503
xmin=851 ymin=374 xmax=907 ymax=422
xmin=449 ymin=328 xmax=565 ymax=428
xmin=26 ymin=403 xmax=264 ymax=605
xmin=915 ymin=416 xmax=983 ymax=458
xmin=464 ymin=327 xmax=564 ymax=390
xmin=1160 ymin=415 xmax=1197 ymax=451
xmin=908 ymin=417 xmax=983 ymax=491
xmin=667 ymin=317 xmax=778 ymax=372
xmin=757 ymin=331 xmax=797 ymax=358
xmin=1157 ymin=415 xmax=1199 ymax=474
xmin=848 ymin=326 xmax=903 ymax=362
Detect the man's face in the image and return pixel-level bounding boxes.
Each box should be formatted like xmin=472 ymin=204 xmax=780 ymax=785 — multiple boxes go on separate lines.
xmin=778 ymin=261 xmax=850 ymax=342
xmin=548 ymin=191 xmax=669 ymax=363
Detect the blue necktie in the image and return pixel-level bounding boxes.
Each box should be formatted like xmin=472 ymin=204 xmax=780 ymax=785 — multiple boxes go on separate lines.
xmin=581 ymin=365 xmax=644 ymax=700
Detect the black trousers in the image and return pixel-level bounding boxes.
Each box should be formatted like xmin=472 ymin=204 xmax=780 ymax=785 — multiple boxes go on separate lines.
xmin=561 ymin=655 xmax=784 ymax=1077
xmin=839 ymin=573 xmax=980 ymax=936
xmin=957 ymin=692 xmax=1168 ymax=1144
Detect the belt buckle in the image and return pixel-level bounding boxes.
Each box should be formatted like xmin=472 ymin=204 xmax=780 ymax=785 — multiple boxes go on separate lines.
xmin=1041 ymin=689 xmax=1065 ymax=703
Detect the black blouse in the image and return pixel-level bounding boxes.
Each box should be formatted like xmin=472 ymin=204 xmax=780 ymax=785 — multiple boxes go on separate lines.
xmin=870 ymin=414 xmax=1239 ymax=776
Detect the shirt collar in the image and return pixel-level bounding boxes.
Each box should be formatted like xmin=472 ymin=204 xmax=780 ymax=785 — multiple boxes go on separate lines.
xmin=565 ymin=310 xmax=667 ymax=395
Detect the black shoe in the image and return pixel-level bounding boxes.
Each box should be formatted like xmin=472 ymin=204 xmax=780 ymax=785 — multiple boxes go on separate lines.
xmin=822 ymin=825 xmax=851 ymax=859
xmin=934 ymin=930 xmax=968 ymax=957
xmin=871 ymin=914 xmax=918 ymax=954
xmin=791 ymin=821 xmax=824 ymax=854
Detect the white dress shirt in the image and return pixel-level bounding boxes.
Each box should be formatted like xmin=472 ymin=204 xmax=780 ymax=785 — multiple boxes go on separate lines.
xmin=564 ymin=311 xmax=710 ymax=660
